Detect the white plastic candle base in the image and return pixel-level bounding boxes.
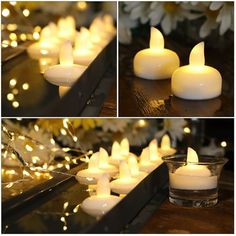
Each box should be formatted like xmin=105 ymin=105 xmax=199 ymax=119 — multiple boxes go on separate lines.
xmin=75 ymin=169 xmax=107 ymax=185
xmin=27 ymin=43 xmax=59 ymax=60
xmin=99 ymin=165 xmax=118 ymax=178
xmin=132 ymin=171 xmax=148 ymax=181
xmin=169 ymin=173 xmax=217 ymax=190
xmin=158 ymin=148 xmax=176 ymax=157
xmin=73 ymin=51 xmax=97 ymax=66
xmin=139 ymin=162 xmax=159 ymax=173
xmin=110 ymin=178 xmax=139 ymax=194
xmin=59 ymin=86 xmax=70 ymax=98
xmin=171 ymin=66 xmax=222 ymax=100
xmin=133 ymin=49 xmax=180 ymax=80
xmin=81 ymin=195 xmax=121 ymax=217
xmin=44 ymin=64 xmax=87 ymax=87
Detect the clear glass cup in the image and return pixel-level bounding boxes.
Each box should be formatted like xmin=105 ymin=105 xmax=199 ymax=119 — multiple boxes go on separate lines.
xmin=163 ymin=155 xmax=228 ymax=207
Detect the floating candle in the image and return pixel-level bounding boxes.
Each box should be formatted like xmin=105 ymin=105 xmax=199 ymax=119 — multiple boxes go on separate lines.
xmin=148 ymin=139 xmax=163 ymax=164
xmin=158 ymin=134 xmax=176 ymax=156
xmin=169 ymin=147 xmax=217 ymax=190
xmin=73 ymin=32 xmax=97 ymax=66
xmin=81 ymin=174 xmax=121 ymax=217
xmin=98 ymin=147 xmax=118 ymax=177
xmin=75 ymin=153 xmax=106 ymax=185
xmin=27 ymin=26 xmax=59 ymax=60
xmin=109 ymin=141 xmax=127 ymax=166
xmin=44 ymin=41 xmax=87 ymax=87
xmin=171 ymin=42 xmax=222 ymax=100
xmin=128 ymin=156 xmax=147 ymax=181
xmin=133 ymin=27 xmax=180 ymax=80
xmin=110 ymin=161 xmax=139 ymax=194
xmin=139 ymin=147 xmax=159 ymax=173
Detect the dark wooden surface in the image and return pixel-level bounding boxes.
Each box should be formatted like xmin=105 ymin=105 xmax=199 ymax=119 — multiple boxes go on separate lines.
xmin=119 ymin=33 xmax=234 ymax=117
xmin=140 ymin=170 xmax=234 ymax=234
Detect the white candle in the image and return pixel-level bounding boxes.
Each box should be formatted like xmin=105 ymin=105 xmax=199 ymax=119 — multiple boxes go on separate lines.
xmin=110 ymin=161 xmax=139 ymax=194
xmin=57 ymin=16 xmax=76 ymax=42
xmin=81 ymin=174 xmax=121 ymax=217
xmin=109 ymin=141 xmax=127 ymax=166
xmin=158 ymin=134 xmax=176 ymax=156
xmin=27 ymin=26 xmax=59 ymax=60
xmin=75 ymin=153 xmax=106 ymax=185
xmin=44 ymin=41 xmax=87 ymax=87
xmin=171 ymin=42 xmax=222 ymax=100
xmin=169 ymin=147 xmax=217 ymax=190
xmin=128 ymin=156 xmax=147 ymax=181
xmin=98 ymin=147 xmax=118 ymax=177
xmin=133 ymin=27 xmax=180 ymax=80
xmin=73 ymin=32 xmax=98 ymax=66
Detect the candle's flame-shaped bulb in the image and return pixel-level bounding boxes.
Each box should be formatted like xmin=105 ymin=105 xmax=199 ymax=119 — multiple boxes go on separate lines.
xmin=189 ymin=42 xmax=205 ymax=66
xmin=119 ymin=160 xmax=130 ymax=179
xmin=149 ymin=27 xmax=164 ymax=50
xmin=128 ymin=156 xmax=139 ymax=176
xmin=88 ymin=153 xmax=99 ymax=169
xmin=161 ymin=134 xmax=171 ymax=150
xmin=121 ymin=138 xmax=129 ymax=156
xmin=97 ymin=174 xmax=110 ymax=196
xmin=149 ymin=139 xmax=158 ymax=161
xmin=187 ymin=147 xmax=199 ymax=164
xmin=140 ymin=147 xmax=150 ymax=163
xmin=111 ymin=141 xmax=120 ymax=159
xmin=99 ymin=147 xmax=109 ymax=166
xmin=40 ymin=26 xmax=51 ymax=41
xmin=60 ymin=41 xmax=73 ymax=66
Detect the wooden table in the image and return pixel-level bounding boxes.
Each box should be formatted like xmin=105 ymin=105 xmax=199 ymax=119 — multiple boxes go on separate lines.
xmin=140 ymin=170 xmax=234 ymax=233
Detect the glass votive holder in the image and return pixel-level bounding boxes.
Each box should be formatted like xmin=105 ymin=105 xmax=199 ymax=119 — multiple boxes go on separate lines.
xmin=163 ymin=155 xmax=228 ymax=208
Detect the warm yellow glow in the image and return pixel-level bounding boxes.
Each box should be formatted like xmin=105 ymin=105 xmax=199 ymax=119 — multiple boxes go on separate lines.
xmin=12 ymin=101 xmax=19 ymax=108
xmin=128 ymin=156 xmax=139 ymax=176
xmin=2 ymin=8 xmax=10 ymax=17
xmin=7 ymin=24 xmax=17 ymax=31
xmin=23 ymin=170 xmax=31 ymax=177
xmin=111 ymin=141 xmax=120 ymax=159
xmin=60 ymin=216 xmax=66 ymax=222
xmin=5 ymin=169 xmax=16 ymax=175
xmin=10 ymin=40 xmax=18 ymax=47
xmin=119 ymin=161 xmax=130 ymax=179
xmin=34 ymin=26 xmax=41 ymax=32
xmin=12 ymin=88 xmax=19 ymax=95
xmin=65 ymin=164 xmax=70 ymax=170
xmin=99 ymin=148 xmax=109 ymax=166
xmin=57 ymin=163 xmax=63 ymax=168
xmin=34 ymin=172 xmax=41 ymax=177
xmin=60 ymin=41 xmax=73 ymax=65
xmin=184 ymin=127 xmax=191 ymax=133
xmin=149 ymin=27 xmax=164 ymax=50
xmin=9 ymin=33 xmax=17 ymax=40
xmin=40 ymin=49 xmax=48 ymax=55
xmin=221 ymin=141 xmax=227 ymax=147
xmin=60 ymin=128 xmax=67 ymax=135
xmin=149 ymin=139 xmax=158 ymax=161
xmin=2 ymin=40 xmax=9 ymax=48
xmin=187 ymin=147 xmax=198 ymax=163
xmin=73 ymin=204 xmax=80 ymax=213
xmin=161 ymin=134 xmax=171 ymax=150
xmin=25 ymin=144 xmax=33 ymax=152
xmin=77 ymin=1 xmax=87 ymax=10
xmin=63 ymin=226 xmax=67 ymax=231
xmin=120 ymin=138 xmax=129 ymax=156
xmin=10 ymin=1 xmax=16 ymax=6
xmin=32 ymin=156 xmax=40 ymax=164
xmin=63 ymin=202 xmax=69 ymax=209
xmin=50 ymin=138 xmax=55 ymax=145
xmin=96 ymin=174 xmax=110 ymax=196
xmin=189 ymin=42 xmax=205 ymax=66
xmin=65 ymin=156 xmax=70 ymax=162
xmin=7 ymin=93 xmax=14 ymax=101
xmin=33 ymin=32 xmax=40 ymax=40
xmin=137 ymin=119 xmax=146 ymax=127
xmin=22 ymin=83 xmax=29 ymax=90
xmin=23 ymin=9 xmax=30 ymax=17
xmin=20 ymin=33 xmax=27 ymax=41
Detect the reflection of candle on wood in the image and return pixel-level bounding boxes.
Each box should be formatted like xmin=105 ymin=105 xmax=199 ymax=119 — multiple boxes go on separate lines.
xmin=81 ymin=174 xmax=121 ymax=217
xmin=110 ymin=161 xmax=139 ymax=194
xmin=159 ymin=134 xmax=176 ymax=156
xmin=58 ymin=86 xmax=70 ymax=98
xmin=133 ymin=27 xmax=180 ymax=80
xmin=169 ymin=147 xmax=217 ymax=190
xmin=171 ymin=42 xmax=222 ymax=100
xmin=44 ymin=41 xmax=87 ymax=87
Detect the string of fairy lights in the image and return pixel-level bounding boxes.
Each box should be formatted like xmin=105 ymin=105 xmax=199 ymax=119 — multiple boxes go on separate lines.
xmin=2 ymin=119 xmax=93 ymax=189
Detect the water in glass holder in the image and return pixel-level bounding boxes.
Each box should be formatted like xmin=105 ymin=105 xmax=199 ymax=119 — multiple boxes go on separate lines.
xmin=163 ymin=154 xmax=228 ymax=208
